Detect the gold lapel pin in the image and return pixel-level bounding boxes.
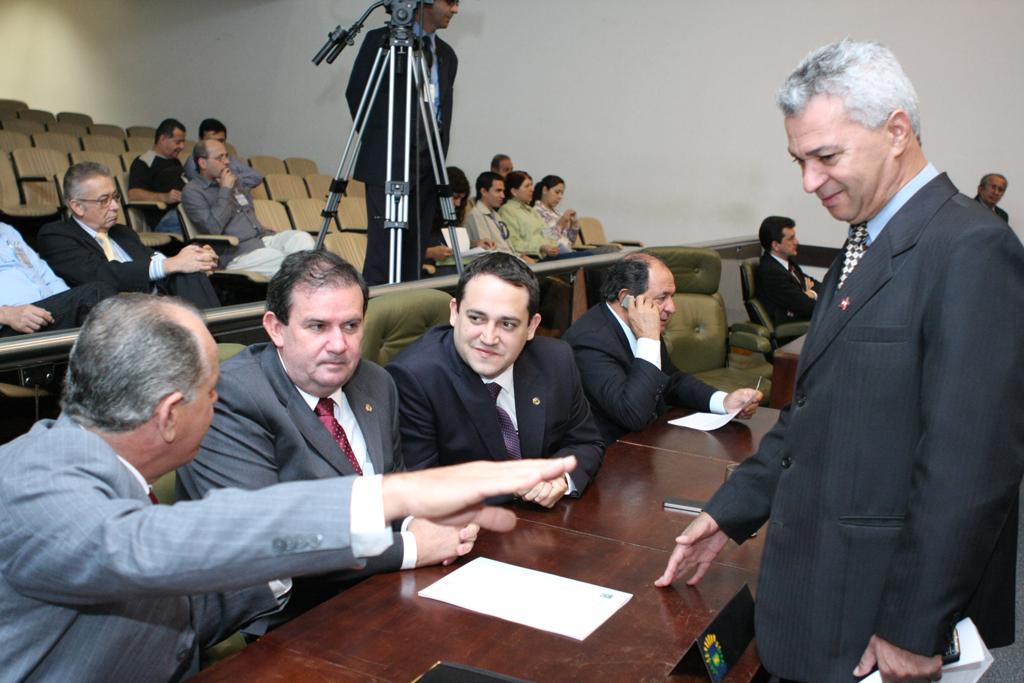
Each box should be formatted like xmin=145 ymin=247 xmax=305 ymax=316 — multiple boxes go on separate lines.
xmin=532 ymin=397 xmax=541 ymax=406
xmin=364 ymin=403 xmax=373 ymax=412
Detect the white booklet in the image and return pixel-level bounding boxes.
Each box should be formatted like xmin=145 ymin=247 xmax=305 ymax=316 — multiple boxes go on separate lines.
xmin=418 ymin=557 xmax=632 ymax=641
xmin=862 ymin=618 xmax=992 ymax=683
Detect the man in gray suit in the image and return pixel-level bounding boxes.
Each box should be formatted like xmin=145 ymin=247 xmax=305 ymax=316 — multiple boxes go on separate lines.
xmin=0 ymin=293 xmax=577 ymax=682
xmin=178 ymin=250 xmax=477 ymax=629
xmin=656 ymin=40 xmax=1024 ymax=682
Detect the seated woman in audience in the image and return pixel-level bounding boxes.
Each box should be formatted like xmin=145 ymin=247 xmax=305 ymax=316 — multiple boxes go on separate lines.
xmin=498 ymin=171 xmax=560 ymax=259
xmin=532 ymin=175 xmax=580 ymax=254
xmin=423 ymin=166 xmax=470 ymax=277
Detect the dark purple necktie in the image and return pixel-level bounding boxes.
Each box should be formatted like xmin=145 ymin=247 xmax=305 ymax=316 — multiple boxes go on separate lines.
xmin=487 ymin=383 xmax=521 ymax=459
xmin=315 ymin=397 xmax=364 ymax=475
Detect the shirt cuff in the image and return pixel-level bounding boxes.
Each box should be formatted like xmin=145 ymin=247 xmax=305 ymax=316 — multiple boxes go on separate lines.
xmin=564 ymin=473 xmax=577 ymax=496
xmin=399 ymin=529 xmax=418 ymax=570
xmin=709 ymin=391 xmax=728 ymax=415
xmin=149 ymin=253 xmax=166 ymax=281
xmin=635 ymin=337 xmax=662 ymax=369
xmin=350 ymin=474 xmax=393 ymax=559
xmin=268 ymin=578 xmax=292 ymax=603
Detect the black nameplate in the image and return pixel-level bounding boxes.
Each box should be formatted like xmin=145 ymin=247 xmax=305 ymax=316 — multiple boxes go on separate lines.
xmin=670 ymin=584 xmax=756 ymax=681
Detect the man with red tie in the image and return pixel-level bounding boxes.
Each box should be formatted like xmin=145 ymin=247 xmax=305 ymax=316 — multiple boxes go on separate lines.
xmin=176 ymin=249 xmax=478 ymax=633
xmin=754 ymin=215 xmax=821 ymax=325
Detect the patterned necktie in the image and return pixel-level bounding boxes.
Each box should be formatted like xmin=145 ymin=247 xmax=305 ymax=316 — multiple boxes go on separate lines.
xmin=486 ymin=382 xmax=521 ymax=459
xmin=95 ymin=231 xmax=118 ymax=262
xmin=837 ymin=223 xmax=869 ymax=290
xmin=314 ymin=397 xmax=363 ymax=475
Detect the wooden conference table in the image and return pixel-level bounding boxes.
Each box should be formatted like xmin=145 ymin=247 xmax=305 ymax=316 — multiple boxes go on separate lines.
xmin=195 ymin=408 xmax=781 ymax=682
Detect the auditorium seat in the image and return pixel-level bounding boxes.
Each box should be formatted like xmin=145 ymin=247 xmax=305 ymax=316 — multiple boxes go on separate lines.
xmin=71 ymin=150 xmax=125 ymax=173
xmin=119 ymin=152 xmax=138 ymax=172
xmin=87 ymin=123 xmax=126 ymax=139
xmin=11 ymin=147 xmax=68 ymax=206
xmin=253 ymin=199 xmax=294 ymax=232
xmin=1 ymin=118 xmax=46 ymax=136
xmin=31 ymin=132 xmax=80 ymax=155
xmin=46 ymin=121 xmax=89 ymax=138
xmin=125 ymin=125 xmax=156 ymax=139
xmin=264 ymin=173 xmax=308 ymax=201
xmin=336 ymin=195 xmax=368 ymax=231
xmin=125 ymin=137 xmax=152 ymax=154
xmin=285 ymin=197 xmax=335 ymax=233
xmin=115 ymin=172 xmax=167 ymax=237
xmin=81 ymin=134 xmax=128 ymax=154
xmin=323 ymin=232 xmax=367 ymax=271
xmin=303 ymin=174 xmax=332 ymax=200
xmin=0 ymin=130 xmax=31 ymax=152
xmin=0 ymin=99 xmax=28 ymax=115
xmin=347 ymin=178 xmax=366 ymax=197
xmin=578 ymin=216 xmax=642 ymax=248
xmin=361 ymin=288 xmax=452 ymax=365
xmin=284 ymin=157 xmax=318 ymax=176
xmin=248 ymin=155 xmax=287 ymax=176
xmin=645 ymin=246 xmax=773 ymax=399
xmin=56 ymin=111 xmax=94 ymax=127
xmin=18 ymin=109 xmax=57 ymax=127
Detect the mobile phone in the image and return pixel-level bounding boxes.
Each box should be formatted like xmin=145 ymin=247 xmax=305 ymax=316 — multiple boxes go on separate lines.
xmin=941 ymin=624 xmax=961 ymax=664
xmin=663 ymin=496 xmax=704 ymax=514
xmin=621 ymin=294 xmax=634 ymax=309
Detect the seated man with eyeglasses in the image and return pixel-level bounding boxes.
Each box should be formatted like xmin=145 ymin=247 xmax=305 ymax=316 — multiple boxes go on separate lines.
xmin=37 ymin=162 xmax=222 ymax=310
xmin=0 ymin=222 xmax=116 ymax=336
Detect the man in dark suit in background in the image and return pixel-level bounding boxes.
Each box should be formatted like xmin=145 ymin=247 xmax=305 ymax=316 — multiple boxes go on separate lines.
xmin=563 ymin=253 xmax=761 ymax=444
xmin=657 ymin=40 xmax=1024 ymax=682
xmin=387 ymin=252 xmax=605 ymax=508
xmin=974 ymin=172 xmax=1009 ymax=224
xmin=754 ymin=215 xmax=821 ymax=325
xmin=177 ymin=250 xmax=478 ymax=632
xmin=346 ymin=0 xmax=460 ymax=285
xmin=37 ymin=162 xmax=221 ymax=309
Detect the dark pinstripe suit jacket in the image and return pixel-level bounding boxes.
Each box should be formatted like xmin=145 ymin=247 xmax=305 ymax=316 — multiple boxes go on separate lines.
xmin=705 ymin=174 xmax=1024 ymax=682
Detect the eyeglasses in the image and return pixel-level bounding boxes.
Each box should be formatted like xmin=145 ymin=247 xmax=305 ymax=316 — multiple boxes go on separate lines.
xmin=75 ymin=191 xmax=121 ymax=207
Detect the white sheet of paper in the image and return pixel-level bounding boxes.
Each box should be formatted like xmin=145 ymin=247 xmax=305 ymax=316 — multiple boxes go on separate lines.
xmin=862 ymin=618 xmax=992 ymax=683
xmin=668 ymin=410 xmax=739 ymax=431
xmin=418 ymin=557 xmax=632 ymax=641
xmin=441 ymin=227 xmax=489 ymax=257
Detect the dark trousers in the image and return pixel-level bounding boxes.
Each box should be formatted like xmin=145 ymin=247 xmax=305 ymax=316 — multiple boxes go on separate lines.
xmin=1 ymin=281 xmax=116 ymax=337
xmin=158 ymin=273 xmax=221 ymax=310
xmin=363 ymin=178 xmax=438 ymax=286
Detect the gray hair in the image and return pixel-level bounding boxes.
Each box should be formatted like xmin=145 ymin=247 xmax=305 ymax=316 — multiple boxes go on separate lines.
xmin=64 ymin=161 xmax=113 ymax=202
xmin=776 ymin=39 xmax=920 ymax=137
xmin=61 ymin=294 xmax=209 ymax=432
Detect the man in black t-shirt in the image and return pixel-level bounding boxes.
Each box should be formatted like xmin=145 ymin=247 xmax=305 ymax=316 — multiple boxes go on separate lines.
xmin=128 ymin=118 xmax=187 ymax=234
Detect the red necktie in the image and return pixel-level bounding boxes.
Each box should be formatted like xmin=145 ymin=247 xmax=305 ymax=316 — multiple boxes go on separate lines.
xmin=486 ymin=383 xmax=521 ymax=459
xmin=148 ymin=488 xmax=160 ymax=505
xmin=314 ymin=397 xmax=364 ymax=475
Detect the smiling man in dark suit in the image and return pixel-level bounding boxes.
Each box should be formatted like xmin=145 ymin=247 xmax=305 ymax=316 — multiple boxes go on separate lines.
xmin=387 ymin=252 xmax=605 ymax=508
xmin=657 ymin=40 xmax=1024 ymax=682
xmin=37 ymin=161 xmax=220 ymax=309
xmin=177 ymin=250 xmax=478 ymax=631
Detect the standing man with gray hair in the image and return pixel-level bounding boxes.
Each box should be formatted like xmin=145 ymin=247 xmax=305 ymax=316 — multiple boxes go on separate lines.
xmin=656 ymin=40 xmax=1024 ymax=682
xmin=0 ymin=293 xmax=577 ymax=681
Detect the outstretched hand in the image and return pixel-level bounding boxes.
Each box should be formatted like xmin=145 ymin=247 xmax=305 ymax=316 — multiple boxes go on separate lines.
xmin=654 ymin=512 xmax=729 ymax=587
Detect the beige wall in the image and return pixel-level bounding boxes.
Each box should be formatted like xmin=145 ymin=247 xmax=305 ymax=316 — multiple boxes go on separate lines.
xmin=2 ymin=0 xmax=1021 ymax=247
